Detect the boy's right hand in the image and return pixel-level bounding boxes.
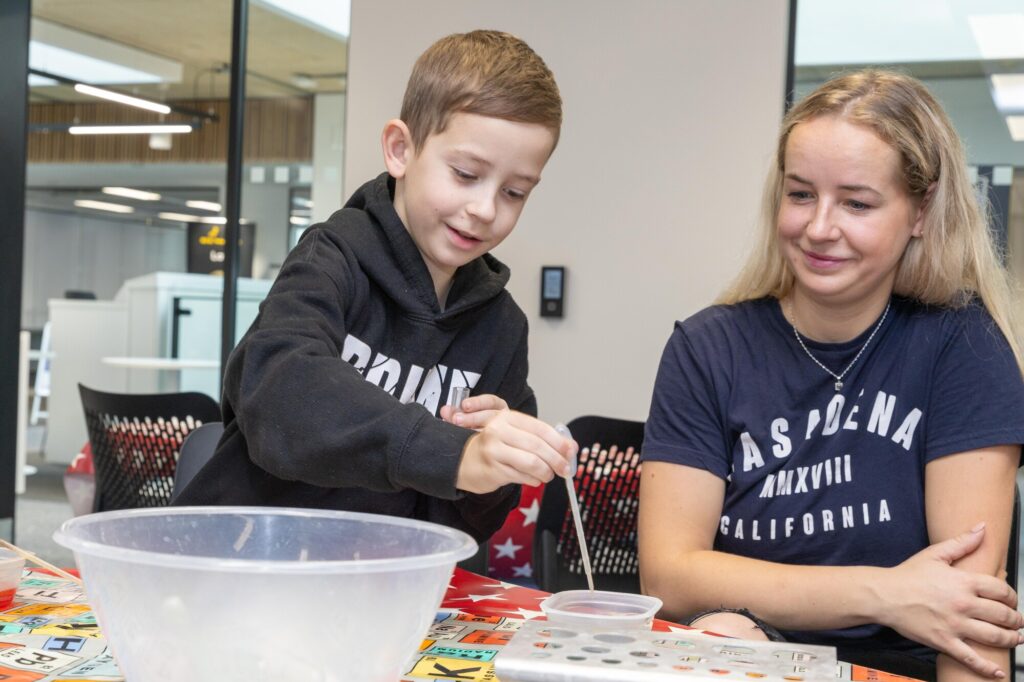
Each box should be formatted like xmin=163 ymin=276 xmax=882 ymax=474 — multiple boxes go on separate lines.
xmin=451 ymin=404 xmax=577 ymax=494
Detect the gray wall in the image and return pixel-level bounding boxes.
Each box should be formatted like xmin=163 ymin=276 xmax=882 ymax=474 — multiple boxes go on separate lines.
xmin=345 ymin=0 xmax=790 ymax=423
xmin=22 ymin=210 xmax=184 ymax=329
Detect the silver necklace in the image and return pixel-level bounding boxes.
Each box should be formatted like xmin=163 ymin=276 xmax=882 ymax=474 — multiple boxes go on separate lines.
xmin=785 ymin=298 xmax=891 ymax=392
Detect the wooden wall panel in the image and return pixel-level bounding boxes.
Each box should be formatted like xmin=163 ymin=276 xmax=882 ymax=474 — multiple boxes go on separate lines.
xmin=28 ymin=97 xmax=312 ymax=163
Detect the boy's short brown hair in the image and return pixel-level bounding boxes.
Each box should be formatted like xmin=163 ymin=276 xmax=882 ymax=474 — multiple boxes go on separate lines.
xmin=400 ymin=30 xmax=562 ymax=151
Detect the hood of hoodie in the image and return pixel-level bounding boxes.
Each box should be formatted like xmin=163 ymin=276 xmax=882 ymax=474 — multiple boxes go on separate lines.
xmin=334 ymin=173 xmax=513 ymax=322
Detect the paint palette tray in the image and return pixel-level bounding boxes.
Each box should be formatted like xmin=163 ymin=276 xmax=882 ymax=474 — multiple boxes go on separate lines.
xmin=495 ymin=620 xmax=836 ymax=682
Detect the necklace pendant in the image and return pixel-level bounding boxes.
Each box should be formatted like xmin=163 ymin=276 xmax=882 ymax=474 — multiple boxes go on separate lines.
xmin=834 ymin=380 xmax=843 ymax=392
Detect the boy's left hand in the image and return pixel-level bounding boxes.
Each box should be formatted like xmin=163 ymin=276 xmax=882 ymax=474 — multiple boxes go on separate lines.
xmin=440 ymin=394 xmax=509 ymax=429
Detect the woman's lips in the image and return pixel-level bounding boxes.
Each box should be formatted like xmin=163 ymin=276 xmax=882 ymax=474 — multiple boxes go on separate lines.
xmin=803 ymin=249 xmax=846 ymax=270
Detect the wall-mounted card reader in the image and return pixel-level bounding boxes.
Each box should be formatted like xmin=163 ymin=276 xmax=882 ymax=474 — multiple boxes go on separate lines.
xmin=540 ymin=266 xmax=565 ymax=318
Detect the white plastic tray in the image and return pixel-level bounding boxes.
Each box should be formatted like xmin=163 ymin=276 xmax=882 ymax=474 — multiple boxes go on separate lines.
xmin=495 ymin=619 xmax=837 ymax=681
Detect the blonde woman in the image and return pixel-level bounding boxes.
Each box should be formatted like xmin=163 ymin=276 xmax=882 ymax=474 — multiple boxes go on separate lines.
xmin=640 ymin=70 xmax=1024 ymax=682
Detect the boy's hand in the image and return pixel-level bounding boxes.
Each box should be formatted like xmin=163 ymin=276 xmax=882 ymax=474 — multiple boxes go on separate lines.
xmin=453 ymin=408 xmax=577 ymax=494
xmin=440 ymin=394 xmax=508 ymax=428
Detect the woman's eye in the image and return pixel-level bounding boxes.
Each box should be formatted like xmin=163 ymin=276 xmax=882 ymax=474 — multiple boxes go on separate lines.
xmin=452 ymin=167 xmax=477 ymax=181
xmin=504 ymin=188 xmax=526 ymax=201
xmin=787 ymin=191 xmax=812 ymax=201
xmin=847 ymin=200 xmax=871 ymax=211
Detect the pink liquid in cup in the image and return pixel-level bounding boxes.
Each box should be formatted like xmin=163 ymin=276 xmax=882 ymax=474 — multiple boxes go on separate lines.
xmin=0 ymin=587 xmax=16 ymax=610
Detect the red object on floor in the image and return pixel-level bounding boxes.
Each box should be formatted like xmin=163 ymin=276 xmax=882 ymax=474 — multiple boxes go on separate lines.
xmin=487 ymin=483 xmax=544 ymax=582
xmin=66 ymin=443 xmax=94 ymax=475
xmin=63 ymin=443 xmax=96 ymax=516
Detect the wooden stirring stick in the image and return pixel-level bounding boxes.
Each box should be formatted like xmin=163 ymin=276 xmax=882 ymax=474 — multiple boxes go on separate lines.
xmin=0 ymin=538 xmax=83 ymax=586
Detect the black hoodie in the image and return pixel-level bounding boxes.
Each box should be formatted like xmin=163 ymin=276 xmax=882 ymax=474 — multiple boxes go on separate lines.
xmin=174 ymin=173 xmax=531 ymax=541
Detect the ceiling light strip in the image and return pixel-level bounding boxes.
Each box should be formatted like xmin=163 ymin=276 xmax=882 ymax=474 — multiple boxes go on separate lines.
xmin=69 ymin=124 xmax=193 ymax=135
xmin=73 ymin=200 xmax=135 ymax=214
xmin=159 ymin=212 xmax=228 ymax=224
xmin=102 ymin=187 xmax=162 ymax=201
xmin=1007 ymin=116 xmax=1024 ymax=142
xmin=73 ymin=84 xmax=171 ymax=114
xmin=185 ymin=200 xmax=223 ymax=212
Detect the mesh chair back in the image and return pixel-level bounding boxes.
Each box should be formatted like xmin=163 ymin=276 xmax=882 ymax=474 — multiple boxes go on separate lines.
xmin=78 ymin=384 xmax=221 ymax=511
xmin=534 ymin=415 xmax=645 ymax=593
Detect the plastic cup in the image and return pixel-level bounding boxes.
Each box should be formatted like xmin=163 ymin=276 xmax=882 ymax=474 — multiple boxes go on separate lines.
xmin=448 ymin=386 xmax=471 ymax=413
xmin=540 ymin=589 xmax=663 ymax=631
xmin=0 ymin=549 xmax=26 ymax=609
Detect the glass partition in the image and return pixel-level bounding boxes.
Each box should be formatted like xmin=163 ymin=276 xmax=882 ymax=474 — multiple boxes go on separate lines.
xmin=19 ymin=0 xmax=348 ymax=563
xmin=795 ymin=0 xmax=1024 ymax=280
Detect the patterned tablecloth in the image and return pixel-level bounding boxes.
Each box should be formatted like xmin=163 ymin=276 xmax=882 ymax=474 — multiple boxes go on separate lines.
xmin=0 ymin=568 xmax=920 ymax=681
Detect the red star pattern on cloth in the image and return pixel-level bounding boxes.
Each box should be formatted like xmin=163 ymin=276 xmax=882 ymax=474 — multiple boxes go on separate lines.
xmin=442 ymin=568 xmax=688 ymax=632
xmin=487 ymin=483 xmax=544 ymax=582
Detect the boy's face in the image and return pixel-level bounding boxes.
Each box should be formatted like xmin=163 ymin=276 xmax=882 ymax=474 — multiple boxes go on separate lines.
xmin=385 ymin=112 xmax=556 ymax=292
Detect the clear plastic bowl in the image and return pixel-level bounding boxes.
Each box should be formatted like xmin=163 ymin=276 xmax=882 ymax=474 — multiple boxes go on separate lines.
xmin=540 ymin=589 xmax=663 ymax=630
xmin=54 ymin=506 xmax=477 ymax=682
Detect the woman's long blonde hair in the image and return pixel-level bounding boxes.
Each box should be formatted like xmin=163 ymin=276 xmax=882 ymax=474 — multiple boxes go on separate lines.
xmin=718 ymin=69 xmax=1024 ymax=374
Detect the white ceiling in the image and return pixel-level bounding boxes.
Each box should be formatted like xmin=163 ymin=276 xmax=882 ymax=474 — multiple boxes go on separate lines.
xmin=29 ymin=0 xmax=349 ymax=103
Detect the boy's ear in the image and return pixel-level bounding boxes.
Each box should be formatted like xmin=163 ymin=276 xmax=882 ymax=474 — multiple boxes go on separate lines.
xmin=381 ymin=119 xmax=414 ymax=179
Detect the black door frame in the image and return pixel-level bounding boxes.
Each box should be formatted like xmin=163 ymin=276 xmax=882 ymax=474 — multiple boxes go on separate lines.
xmin=0 ymin=0 xmax=31 ymax=541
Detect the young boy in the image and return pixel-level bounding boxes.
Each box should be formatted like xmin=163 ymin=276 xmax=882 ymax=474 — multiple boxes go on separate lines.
xmin=174 ymin=30 xmax=574 ymax=542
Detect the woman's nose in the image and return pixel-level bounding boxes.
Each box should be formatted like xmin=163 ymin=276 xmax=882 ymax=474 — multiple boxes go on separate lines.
xmin=805 ymin=202 xmax=837 ymax=241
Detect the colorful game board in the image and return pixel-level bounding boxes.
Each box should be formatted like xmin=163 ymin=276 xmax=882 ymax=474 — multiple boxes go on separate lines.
xmin=402 ymin=570 xmax=925 ymax=682
xmin=0 ymin=567 xmax=923 ymax=681
xmin=0 ymin=569 xmax=118 ymax=681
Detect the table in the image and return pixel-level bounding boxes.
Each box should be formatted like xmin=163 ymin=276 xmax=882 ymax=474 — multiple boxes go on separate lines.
xmin=101 ymin=356 xmax=220 ymax=393
xmin=101 ymin=357 xmax=219 ymax=371
xmin=0 ymin=568 xmax=918 ymax=682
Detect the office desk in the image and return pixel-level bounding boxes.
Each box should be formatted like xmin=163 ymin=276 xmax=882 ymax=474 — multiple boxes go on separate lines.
xmin=101 ymin=356 xmax=220 ymax=394
xmin=0 ymin=568 xmax=919 ymax=682
xmin=101 ymin=357 xmax=219 ymax=371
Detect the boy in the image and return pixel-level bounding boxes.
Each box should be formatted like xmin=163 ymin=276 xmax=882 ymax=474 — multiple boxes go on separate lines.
xmin=175 ymin=30 xmax=574 ymax=542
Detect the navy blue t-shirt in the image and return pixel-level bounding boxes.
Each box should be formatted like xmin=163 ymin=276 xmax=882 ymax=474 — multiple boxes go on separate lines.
xmin=643 ymin=296 xmax=1024 ymax=659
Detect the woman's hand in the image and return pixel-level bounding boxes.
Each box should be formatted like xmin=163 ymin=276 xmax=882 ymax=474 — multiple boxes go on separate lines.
xmin=448 ymin=398 xmax=577 ymax=494
xmin=878 ymin=525 xmax=1023 ymax=677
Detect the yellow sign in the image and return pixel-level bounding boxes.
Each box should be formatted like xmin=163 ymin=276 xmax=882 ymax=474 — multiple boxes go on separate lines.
xmin=198 ymin=226 xmax=226 ymax=246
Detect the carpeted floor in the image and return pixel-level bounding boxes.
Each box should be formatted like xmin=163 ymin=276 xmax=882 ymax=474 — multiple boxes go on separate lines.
xmin=15 ymin=451 xmax=75 ymax=568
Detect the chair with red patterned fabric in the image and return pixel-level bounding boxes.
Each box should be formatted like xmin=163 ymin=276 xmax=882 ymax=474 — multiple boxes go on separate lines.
xmin=533 ymin=415 xmax=645 ymax=594
xmin=78 ymin=384 xmax=221 ymax=512
xmin=487 ymin=483 xmax=545 ymax=583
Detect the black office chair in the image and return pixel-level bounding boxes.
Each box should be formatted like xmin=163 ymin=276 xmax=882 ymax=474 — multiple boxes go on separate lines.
xmin=534 ymin=415 xmax=645 ymax=593
xmin=78 ymin=384 xmax=221 ymax=511
xmin=171 ymin=421 xmax=225 ymax=501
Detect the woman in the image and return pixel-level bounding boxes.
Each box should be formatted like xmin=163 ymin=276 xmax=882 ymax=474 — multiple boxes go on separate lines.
xmin=639 ymin=70 xmax=1024 ymax=682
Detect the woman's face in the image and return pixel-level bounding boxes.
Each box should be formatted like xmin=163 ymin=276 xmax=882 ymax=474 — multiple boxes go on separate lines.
xmin=777 ymin=115 xmax=925 ymax=310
